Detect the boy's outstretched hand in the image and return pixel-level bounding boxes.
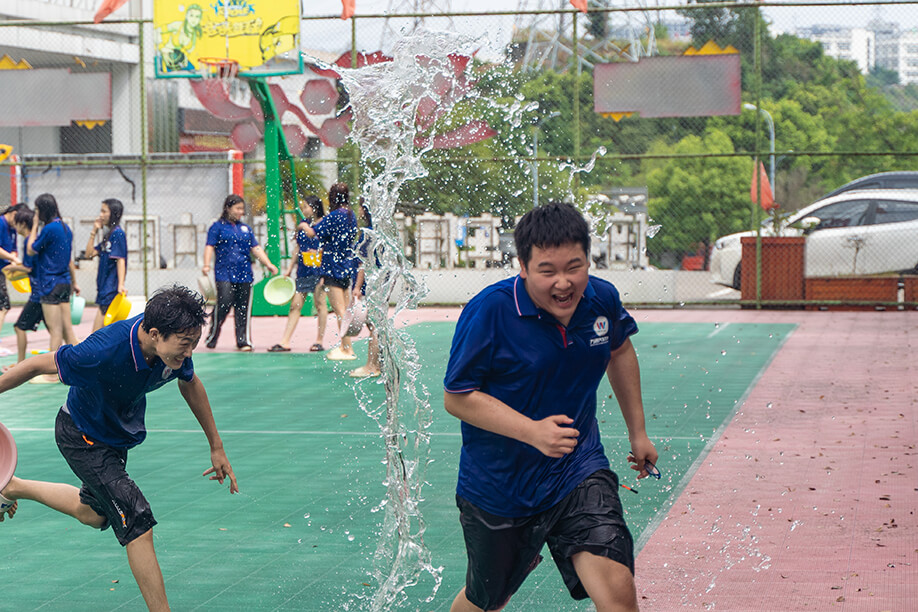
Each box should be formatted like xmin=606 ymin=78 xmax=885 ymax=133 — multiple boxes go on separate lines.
xmin=203 ymin=447 xmax=239 ymax=493
xmin=627 ymin=436 xmax=659 ymax=479
xmin=530 ymin=415 xmax=580 ymax=458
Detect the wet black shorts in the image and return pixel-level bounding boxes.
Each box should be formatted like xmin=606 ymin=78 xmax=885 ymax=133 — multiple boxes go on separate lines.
xmin=296 ymin=274 xmax=321 ymax=294
xmin=39 ymin=282 xmax=71 ymax=305
xmin=321 ymin=275 xmax=350 ymax=290
xmin=0 ymin=277 xmax=10 ymax=311
xmin=54 ymin=409 xmax=157 ymax=546
xmin=14 ymin=301 xmax=44 ymax=331
xmin=457 ymin=469 xmax=634 ymax=611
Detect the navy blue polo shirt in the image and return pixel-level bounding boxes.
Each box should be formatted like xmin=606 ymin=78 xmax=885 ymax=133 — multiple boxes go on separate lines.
xmin=94 ymin=225 xmax=127 ymax=305
xmin=295 ymin=224 xmax=322 ymax=279
xmin=0 ymin=215 xmax=16 ymax=270
xmin=30 ymin=218 xmax=72 ymax=296
xmin=313 ymin=208 xmax=357 ymax=281
xmin=444 ymin=274 xmax=638 ymax=518
xmin=55 ymin=315 xmax=195 ymax=449
xmin=206 ymin=219 xmax=258 ymax=283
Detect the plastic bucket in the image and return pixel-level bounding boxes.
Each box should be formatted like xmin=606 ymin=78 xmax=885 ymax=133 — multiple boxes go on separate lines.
xmin=343 ymin=297 xmax=368 ymax=337
xmin=0 ymin=422 xmax=17 ymax=495
xmin=71 ymin=295 xmax=85 ymax=325
xmin=263 ymin=276 xmax=296 ymax=306
xmin=197 ymin=275 xmax=216 ymax=302
xmin=10 ymin=276 xmax=30 ymax=294
xmin=103 ymin=293 xmax=131 ymax=326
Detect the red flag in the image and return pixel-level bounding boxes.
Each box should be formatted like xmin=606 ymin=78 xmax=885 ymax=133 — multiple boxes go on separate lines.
xmin=93 ymin=0 xmax=129 ymax=23
xmin=570 ymin=0 xmax=588 ymax=12
xmin=341 ymin=0 xmax=355 ymax=20
xmin=750 ymin=160 xmax=777 ymax=211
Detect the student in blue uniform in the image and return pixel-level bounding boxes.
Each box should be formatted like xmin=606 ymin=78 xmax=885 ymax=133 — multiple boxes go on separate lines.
xmin=202 ymin=194 xmax=278 ymax=351
xmin=268 ymin=195 xmax=328 ymax=352
xmin=84 ymin=198 xmax=128 ymax=331
xmin=27 ymin=193 xmax=80 ymax=354
xmin=4 ymin=207 xmax=45 ymax=366
xmin=348 ymin=201 xmax=381 ymax=378
xmin=0 ymin=203 xmax=25 ymax=352
xmin=443 ymin=202 xmax=658 ymax=612
xmin=0 ymin=285 xmax=238 ymax=611
xmin=311 ymin=183 xmax=358 ymax=360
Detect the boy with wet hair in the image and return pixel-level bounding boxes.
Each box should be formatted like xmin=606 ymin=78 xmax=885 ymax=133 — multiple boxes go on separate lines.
xmin=0 ymin=284 xmax=237 ymax=612
xmin=444 ymin=201 xmax=657 ymax=612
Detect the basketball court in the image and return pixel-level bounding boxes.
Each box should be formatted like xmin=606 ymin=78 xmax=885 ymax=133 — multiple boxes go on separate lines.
xmin=3 ymin=305 xmax=913 ymax=610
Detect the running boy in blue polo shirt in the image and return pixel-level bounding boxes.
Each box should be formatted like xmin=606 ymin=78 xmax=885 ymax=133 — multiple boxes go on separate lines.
xmin=0 ymin=285 xmax=238 ymax=611
xmin=444 ymin=202 xmax=658 ymax=612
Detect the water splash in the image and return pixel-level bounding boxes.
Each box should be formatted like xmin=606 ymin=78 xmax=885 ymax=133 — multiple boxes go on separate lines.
xmin=330 ymin=29 xmax=498 ymax=610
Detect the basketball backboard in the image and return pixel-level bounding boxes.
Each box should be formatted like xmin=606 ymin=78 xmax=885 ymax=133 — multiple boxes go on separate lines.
xmin=153 ymin=0 xmax=302 ymax=79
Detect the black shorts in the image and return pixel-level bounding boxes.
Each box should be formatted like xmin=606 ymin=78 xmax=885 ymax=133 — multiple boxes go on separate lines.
xmin=14 ymin=301 xmax=44 ymax=331
xmin=0 ymin=276 xmax=10 ymax=310
xmin=321 ymin=275 xmax=351 ymax=290
xmin=296 ymin=274 xmax=321 ymax=294
xmin=54 ymin=409 xmax=157 ymax=546
xmin=458 ymin=469 xmax=634 ymax=610
xmin=39 ymin=282 xmax=71 ymax=305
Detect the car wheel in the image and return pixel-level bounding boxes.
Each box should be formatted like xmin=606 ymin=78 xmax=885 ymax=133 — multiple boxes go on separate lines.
xmin=732 ymin=265 xmax=741 ymax=290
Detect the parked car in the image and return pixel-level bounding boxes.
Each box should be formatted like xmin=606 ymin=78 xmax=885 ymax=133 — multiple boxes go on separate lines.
xmin=710 ymin=189 xmax=918 ymax=289
xmin=822 ymin=171 xmax=918 ymax=199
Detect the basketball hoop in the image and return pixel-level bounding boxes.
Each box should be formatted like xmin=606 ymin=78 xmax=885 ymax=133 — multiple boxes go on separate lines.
xmin=198 ymin=57 xmax=240 ymax=84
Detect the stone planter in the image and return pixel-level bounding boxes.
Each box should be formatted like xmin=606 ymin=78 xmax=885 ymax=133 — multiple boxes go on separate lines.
xmin=740 ymin=236 xmax=805 ymax=304
xmin=804 ymin=276 xmax=900 ymax=311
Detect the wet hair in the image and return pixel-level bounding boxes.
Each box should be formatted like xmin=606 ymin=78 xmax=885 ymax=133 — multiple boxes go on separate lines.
xmin=328 ymin=183 xmax=349 ymax=211
xmin=142 ymin=284 xmax=207 ymax=338
xmin=0 ymin=202 xmax=25 ymax=217
xmin=304 ymin=194 xmax=324 ymax=219
xmin=220 ymin=194 xmax=245 ymax=222
xmin=13 ymin=206 xmax=33 ymax=229
xmin=34 ymin=193 xmax=61 ymax=225
xmin=514 ymin=201 xmax=590 ymax=267
xmin=102 ymin=198 xmax=124 ymax=228
xmin=359 ymin=202 xmax=372 ymax=229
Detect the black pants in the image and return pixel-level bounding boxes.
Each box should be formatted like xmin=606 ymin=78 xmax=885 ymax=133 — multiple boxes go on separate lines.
xmin=206 ymin=281 xmax=252 ymax=348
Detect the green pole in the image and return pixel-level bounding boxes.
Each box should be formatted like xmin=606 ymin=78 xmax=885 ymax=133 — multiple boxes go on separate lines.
xmin=572 ymin=10 xmax=581 ymax=200
xmin=753 ymin=7 xmax=763 ymax=308
xmin=248 ymin=79 xmax=283 ymax=269
xmin=351 ymin=16 xmax=360 ymax=194
xmin=139 ymin=22 xmax=149 ymax=298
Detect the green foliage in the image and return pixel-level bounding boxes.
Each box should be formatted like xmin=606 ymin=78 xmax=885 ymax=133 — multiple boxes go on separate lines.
xmin=643 ymin=129 xmax=751 ymax=264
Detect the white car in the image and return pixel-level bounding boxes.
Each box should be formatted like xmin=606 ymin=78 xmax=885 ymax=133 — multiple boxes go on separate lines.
xmin=710 ymin=189 xmax=918 ymax=289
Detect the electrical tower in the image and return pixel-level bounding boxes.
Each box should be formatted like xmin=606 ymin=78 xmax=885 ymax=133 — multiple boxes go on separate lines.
xmin=381 ymin=0 xmax=456 ymax=49
xmin=513 ymin=0 xmax=657 ymax=70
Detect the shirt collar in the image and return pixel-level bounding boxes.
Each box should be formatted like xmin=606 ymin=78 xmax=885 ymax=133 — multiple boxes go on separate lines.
xmin=512 ymin=274 xmax=597 ymax=319
xmin=129 ymin=316 xmax=151 ymax=372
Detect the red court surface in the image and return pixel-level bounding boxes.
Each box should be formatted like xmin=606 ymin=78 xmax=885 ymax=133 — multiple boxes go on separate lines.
xmin=3 ymin=305 xmax=915 ymax=610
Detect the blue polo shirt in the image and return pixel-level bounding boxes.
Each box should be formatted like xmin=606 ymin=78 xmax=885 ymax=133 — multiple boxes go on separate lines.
xmin=444 ymin=274 xmax=638 ymax=518
xmin=0 ymin=215 xmax=16 ymax=270
xmin=313 ymin=208 xmax=357 ymax=281
xmin=206 ymin=219 xmax=257 ymax=283
xmin=55 ymin=315 xmax=195 ymax=449
xmin=295 ymin=224 xmax=322 ymax=279
xmin=30 ymin=218 xmax=72 ymax=296
xmin=94 ymin=225 xmax=127 ymax=305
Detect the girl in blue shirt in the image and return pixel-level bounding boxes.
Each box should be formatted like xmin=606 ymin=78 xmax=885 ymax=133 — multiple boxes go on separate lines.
xmin=27 ymin=193 xmax=80 ymax=355
xmin=202 ymin=194 xmax=277 ymax=351
xmin=84 ymin=198 xmax=128 ymax=331
xmin=309 ymin=183 xmax=358 ymax=360
xmin=0 ymin=203 xmax=25 ymax=350
xmin=268 ymin=195 xmax=329 ymax=352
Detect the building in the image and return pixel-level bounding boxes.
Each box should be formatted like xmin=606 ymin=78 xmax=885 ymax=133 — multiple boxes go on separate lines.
xmin=795 ymin=25 xmax=875 ymax=75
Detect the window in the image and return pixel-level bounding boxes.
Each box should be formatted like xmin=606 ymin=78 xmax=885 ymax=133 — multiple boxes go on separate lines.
xmin=872 ymin=200 xmax=918 ymax=225
xmin=810 ymin=200 xmax=871 ymax=231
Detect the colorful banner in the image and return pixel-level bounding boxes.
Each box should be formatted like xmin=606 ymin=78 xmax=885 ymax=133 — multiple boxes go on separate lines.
xmin=153 ymin=0 xmax=300 ymax=76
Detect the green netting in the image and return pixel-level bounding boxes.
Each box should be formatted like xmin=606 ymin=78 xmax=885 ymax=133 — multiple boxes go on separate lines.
xmin=0 ymin=321 xmax=794 ymax=610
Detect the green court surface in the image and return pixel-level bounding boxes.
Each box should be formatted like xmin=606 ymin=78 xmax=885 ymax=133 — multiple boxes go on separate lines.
xmin=0 ymin=321 xmax=794 ymax=610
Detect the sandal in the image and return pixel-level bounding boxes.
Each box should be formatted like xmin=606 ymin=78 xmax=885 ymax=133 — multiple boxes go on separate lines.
xmin=268 ymin=344 xmax=291 ymax=352
xmin=309 ymin=343 xmax=324 ymax=352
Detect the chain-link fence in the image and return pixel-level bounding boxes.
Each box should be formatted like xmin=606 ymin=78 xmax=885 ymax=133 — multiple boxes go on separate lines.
xmin=2 ymin=2 xmax=917 ymax=308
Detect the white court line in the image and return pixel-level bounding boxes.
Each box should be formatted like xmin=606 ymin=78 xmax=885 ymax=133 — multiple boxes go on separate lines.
xmin=706 ymin=321 xmax=730 ymax=338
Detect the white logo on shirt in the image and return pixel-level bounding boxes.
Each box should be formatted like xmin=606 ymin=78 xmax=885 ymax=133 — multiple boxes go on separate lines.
xmin=241 ymin=226 xmax=250 ymax=233
xmin=162 ymin=367 xmax=173 ymax=380
xmin=593 ymin=316 xmax=609 ymax=336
